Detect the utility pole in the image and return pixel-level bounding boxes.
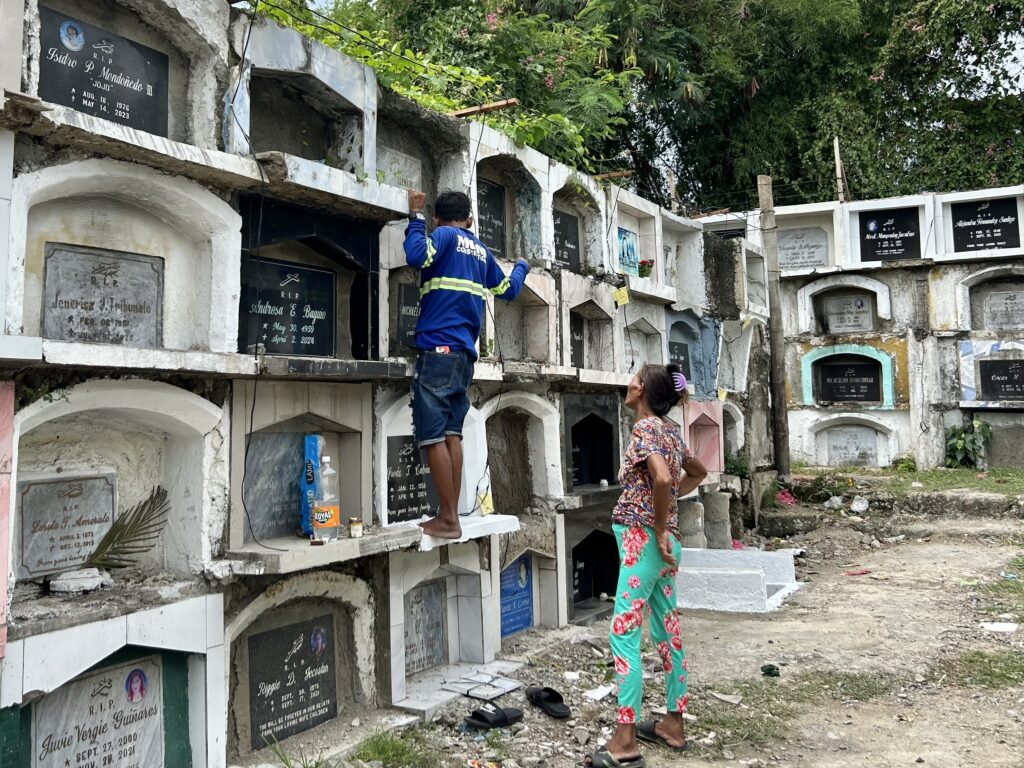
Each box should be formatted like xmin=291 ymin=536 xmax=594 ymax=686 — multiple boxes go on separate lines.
xmin=757 ymin=175 xmax=791 ymax=480
xmin=833 ymin=137 xmax=847 ymax=203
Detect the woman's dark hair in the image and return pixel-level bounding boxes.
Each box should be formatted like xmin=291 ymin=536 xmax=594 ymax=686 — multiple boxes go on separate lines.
xmin=640 ymin=363 xmax=687 ymax=417
xmin=435 ymin=191 xmax=472 ymax=222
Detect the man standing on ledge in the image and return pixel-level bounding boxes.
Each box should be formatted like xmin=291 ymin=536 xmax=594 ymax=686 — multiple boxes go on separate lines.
xmin=404 ymin=189 xmax=530 ymax=539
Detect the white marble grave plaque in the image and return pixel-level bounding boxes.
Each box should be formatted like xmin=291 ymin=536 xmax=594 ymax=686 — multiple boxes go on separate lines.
xmin=778 ymin=227 xmax=829 ymax=269
xmin=18 ymin=473 xmax=116 ymax=578
xmin=983 ymin=291 xmax=1024 ymax=331
xmin=823 ymin=294 xmax=873 ymax=333
xmin=378 ymin=146 xmax=423 ymax=190
xmin=33 ymin=656 xmax=163 ymax=768
xmin=43 ymin=243 xmax=163 ymax=347
xmin=404 ymin=580 xmax=445 ymax=674
xmin=826 ymin=426 xmax=878 ymax=467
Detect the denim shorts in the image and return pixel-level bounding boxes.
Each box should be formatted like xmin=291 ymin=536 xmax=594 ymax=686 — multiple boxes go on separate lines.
xmin=410 ymin=349 xmax=475 ymax=447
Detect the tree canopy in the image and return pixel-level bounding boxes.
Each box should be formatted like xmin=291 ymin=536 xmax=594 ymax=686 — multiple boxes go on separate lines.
xmin=259 ymin=0 xmax=1024 ymax=210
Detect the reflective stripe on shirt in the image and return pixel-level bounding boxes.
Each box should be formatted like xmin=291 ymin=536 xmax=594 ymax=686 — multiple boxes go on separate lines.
xmin=420 ymin=276 xmax=488 ymax=299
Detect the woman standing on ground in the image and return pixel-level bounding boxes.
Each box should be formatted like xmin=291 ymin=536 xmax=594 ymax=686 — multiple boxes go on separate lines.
xmin=585 ymin=363 xmax=708 ymax=768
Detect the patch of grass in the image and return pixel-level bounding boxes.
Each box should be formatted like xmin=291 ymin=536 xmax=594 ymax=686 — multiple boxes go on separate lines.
xmin=265 ymin=740 xmax=331 ymax=768
xmin=689 ymin=672 xmax=895 ymax=752
xmin=885 ymin=468 xmax=1024 ymax=496
xmin=484 ymin=728 xmax=509 ymax=760
xmin=936 ymin=651 xmax=1024 ymax=689
xmin=977 ymin=556 xmax=1024 ymax=622
xmin=352 ymin=729 xmax=440 ymax=768
xmin=1008 ymin=556 xmax=1024 ymax=574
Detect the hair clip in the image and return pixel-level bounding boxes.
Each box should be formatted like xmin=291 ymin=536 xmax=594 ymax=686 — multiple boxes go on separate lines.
xmin=672 ymin=372 xmax=687 ymax=392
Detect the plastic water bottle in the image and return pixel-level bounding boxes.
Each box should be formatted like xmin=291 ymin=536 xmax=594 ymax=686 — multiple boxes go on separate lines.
xmin=312 ymin=456 xmax=340 ymax=542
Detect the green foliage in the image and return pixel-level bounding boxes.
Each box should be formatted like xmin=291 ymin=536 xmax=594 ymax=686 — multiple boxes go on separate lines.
xmin=724 ymin=451 xmax=750 ymax=479
xmin=891 ymin=454 xmax=917 ymax=473
xmin=86 ymin=487 xmax=170 ymax=569
xmin=352 ymin=729 xmax=440 ymax=768
xmin=945 ymin=419 xmax=993 ymax=469
xmin=761 ymin=479 xmax=781 ymax=509
xmin=936 ymin=650 xmax=1024 ymax=689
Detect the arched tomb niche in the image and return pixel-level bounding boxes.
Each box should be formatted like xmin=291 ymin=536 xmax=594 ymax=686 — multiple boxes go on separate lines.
xmin=475 ymin=155 xmax=542 ymax=262
xmin=809 ymin=414 xmax=895 ymax=467
xmin=552 ymin=181 xmax=603 ymax=273
xmin=796 ymin=274 xmax=892 ymax=335
xmin=14 ymin=380 xmax=224 ymax=580
xmin=493 ymin=282 xmax=551 ymax=363
xmin=12 ymin=159 xmax=241 ymax=350
xmin=805 ymin=346 xmax=893 ymax=407
xmin=967 ymin=271 xmax=1024 ymax=332
xmin=225 ymin=571 xmax=374 ymax=760
xmin=623 ymin=316 xmax=663 ymax=373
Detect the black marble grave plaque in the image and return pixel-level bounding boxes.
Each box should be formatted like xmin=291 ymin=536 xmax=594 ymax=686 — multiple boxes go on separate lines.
xmin=979 ymin=359 xmax=1024 ymax=400
xmin=239 ymin=257 xmax=336 ymax=357
xmin=477 ymin=179 xmax=506 ymax=258
xmin=554 ymin=210 xmax=581 ymax=271
xmin=397 ymin=283 xmax=421 ymax=350
xmin=38 ymin=7 xmax=169 ymax=136
xmin=669 ymin=340 xmax=692 ymax=381
xmin=242 ymin=432 xmax=304 ymax=541
xmin=818 ymin=361 xmax=882 ymax=402
xmin=951 ymin=197 xmax=1021 ymax=253
xmin=248 ymin=614 xmax=337 ymax=750
xmin=386 ymin=434 xmax=439 ymax=523
xmin=43 ymin=243 xmax=163 ymax=347
xmin=858 ymin=207 xmax=921 ymax=261
xmin=569 ymin=312 xmax=585 ymax=369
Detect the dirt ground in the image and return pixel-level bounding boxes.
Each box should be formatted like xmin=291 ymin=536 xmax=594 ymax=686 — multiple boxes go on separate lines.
xmin=424 ymin=512 xmax=1024 ymax=768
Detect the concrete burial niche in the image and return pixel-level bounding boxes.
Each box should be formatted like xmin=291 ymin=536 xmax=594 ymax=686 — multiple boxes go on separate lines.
xmin=489 ymin=272 xmax=557 ymax=364
xmin=569 ymin=299 xmax=615 ymax=372
xmin=226 ymin=13 xmax=376 ymax=173
xmin=610 ymin=187 xmax=658 ymax=279
xmin=685 ymin=400 xmax=725 ymax=474
xmin=663 ymin=212 xmax=705 ymax=308
xmin=229 ymin=380 xmax=372 ymax=551
xmin=25 ymin=0 xmax=229 ymax=146
xmin=224 ymin=571 xmax=375 ymax=761
xmin=8 ymin=159 xmax=242 ymax=350
xmin=563 ymin=393 xmax=621 ymax=491
xmin=667 ymin=310 xmax=719 ymax=400
xmin=13 ymin=379 xmax=227 ymax=580
xmin=551 ymin=178 xmax=604 ymax=273
xmin=803 ymin=414 xmax=897 ymax=467
xmin=744 ymin=246 xmax=769 ymax=316
xmin=0 ymin=594 xmax=227 ymax=768
xmin=475 ymin=155 xmax=543 ymax=263
xmin=563 ymin=520 xmax=620 ymax=622
xmin=377 ymin=393 xmax=486 ymax=525
xmin=804 ymin=346 xmax=894 ymax=408
xmin=846 ymin=196 xmax=935 ymax=267
xmin=795 ymin=274 xmax=893 ymax=336
xmin=386 ymin=541 xmax=501 ymax=710
xmin=958 ymin=266 xmax=1024 ymax=333
xmin=622 ymin=302 xmax=666 ymax=374
xmin=774 ymin=202 xmax=843 ymax=272
xmin=237 ymin=196 xmax=382 ymax=360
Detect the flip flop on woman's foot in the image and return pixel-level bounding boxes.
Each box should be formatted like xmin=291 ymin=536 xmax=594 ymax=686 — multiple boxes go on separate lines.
xmin=582 ymin=746 xmax=646 ymax=767
xmin=636 ymin=720 xmax=690 ymax=751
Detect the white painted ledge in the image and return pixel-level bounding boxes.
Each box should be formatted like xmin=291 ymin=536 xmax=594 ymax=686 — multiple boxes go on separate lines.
xmin=408 ymin=513 xmax=521 ymax=552
xmin=578 ymin=369 xmax=631 ymax=386
xmin=226 ymin=527 xmax=422 ymax=575
xmin=0 ymin=335 xmax=42 ymax=361
xmin=42 ymin=340 xmax=258 ymax=375
xmin=626 ymin=275 xmax=678 ymax=305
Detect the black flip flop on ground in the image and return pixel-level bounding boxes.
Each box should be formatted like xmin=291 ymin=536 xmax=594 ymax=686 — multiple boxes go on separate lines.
xmin=636 ymin=720 xmax=690 ymax=752
xmin=525 ymin=685 xmax=572 ymax=719
xmin=463 ymin=702 xmax=524 ymax=730
xmin=583 ymin=746 xmax=646 ymax=767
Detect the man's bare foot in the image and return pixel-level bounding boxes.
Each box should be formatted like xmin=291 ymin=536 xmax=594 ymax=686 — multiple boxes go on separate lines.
xmin=419 ymin=516 xmax=463 ymax=539
xmin=654 ymin=719 xmax=686 ymax=748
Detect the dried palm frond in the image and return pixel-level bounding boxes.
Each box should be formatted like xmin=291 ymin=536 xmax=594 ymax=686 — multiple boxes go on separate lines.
xmin=86 ymin=486 xmax=170 ymax=569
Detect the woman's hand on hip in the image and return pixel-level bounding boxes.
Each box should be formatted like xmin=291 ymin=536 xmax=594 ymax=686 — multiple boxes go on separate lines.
xmin=655 ymin=526 xmax=677 ymax=567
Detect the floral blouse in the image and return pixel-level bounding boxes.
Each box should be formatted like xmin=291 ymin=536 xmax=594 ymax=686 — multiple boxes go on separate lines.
xmin=612 ymin=416 xmax=693 ymax=533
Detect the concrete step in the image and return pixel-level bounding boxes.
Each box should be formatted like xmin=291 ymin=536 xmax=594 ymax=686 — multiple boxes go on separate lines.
xmin=677 ymin=547 xmax=801 ymax=613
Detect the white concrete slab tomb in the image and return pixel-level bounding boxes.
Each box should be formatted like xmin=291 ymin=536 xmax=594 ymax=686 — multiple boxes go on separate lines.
xmin=677 ymin=548 xmax=801 ymax=613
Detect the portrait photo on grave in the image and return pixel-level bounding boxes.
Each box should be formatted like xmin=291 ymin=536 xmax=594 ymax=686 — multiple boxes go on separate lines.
xmin=403 ymin=189 xmax=530 ymax=539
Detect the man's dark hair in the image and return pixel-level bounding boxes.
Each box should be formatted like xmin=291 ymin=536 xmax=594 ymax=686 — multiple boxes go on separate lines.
xmin=435 ymin=191 xmax=472 ymax=223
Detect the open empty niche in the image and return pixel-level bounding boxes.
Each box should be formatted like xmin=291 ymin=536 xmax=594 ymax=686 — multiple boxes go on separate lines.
xmin=813 ymin=353 xmax=883 ymax=405
xmin=476 ymin=156 xmax=542 ymax=261
xmin=745 ymin=253 xmax=768 ymax=311
xmin=249 ymin=73 xmax=363 ymax=171
xmin=486 ymin=409 xmax=534 ymax=515
xmin=238 ymin=196 xmax=380 ymax=360
xmin=228 ymin=597 xmax=357 ymax=758
xmin=571 ymin=530 xmax=619 ymax=606
xmin=689 ymin=413 xmax=723 ymax=472
xmin=493 ymin=283 xmax=551 ymax=362
xmin=553 ymin=183 xmax=602 ymax=272
xmin=569 ymin=300 xmax=614 ymax=371
xmin=563 ymin=393 xmax=620 ymax=491
xmin=970 ymin=276 xmax=1024 ymax=331
xmin=623 ymin=316 xmax=663 ymax=373
xmin=815 ymin=289 xmax=877 ymax=335
xmin=241 ymin=414 xmax=360 ymax=543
